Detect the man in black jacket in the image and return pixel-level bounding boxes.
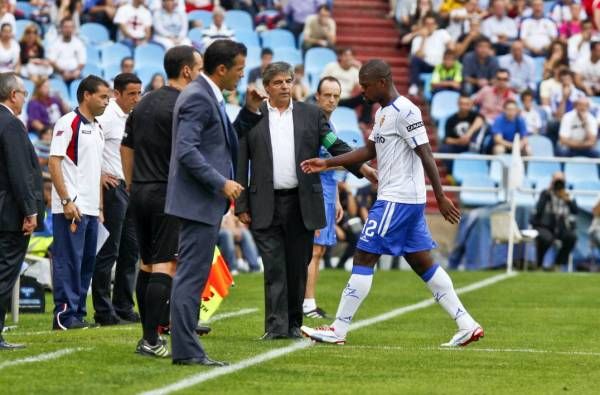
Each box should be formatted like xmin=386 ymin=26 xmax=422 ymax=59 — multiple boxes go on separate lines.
xmin=0 ymin=72 xmax=44 ymax=349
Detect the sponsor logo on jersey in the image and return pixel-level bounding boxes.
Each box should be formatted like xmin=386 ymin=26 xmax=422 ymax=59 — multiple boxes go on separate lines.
xmin=406 ymin=121 xmax=424 ymax=132
xmin=374 ymin=133 xmax=386 ymax=144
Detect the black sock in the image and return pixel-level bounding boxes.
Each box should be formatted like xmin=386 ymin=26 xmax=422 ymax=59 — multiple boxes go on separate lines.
xmin=143 ymin=273 xmax=172 ymax=345
xmin=135 ymin=270 xmax=151 ymax=325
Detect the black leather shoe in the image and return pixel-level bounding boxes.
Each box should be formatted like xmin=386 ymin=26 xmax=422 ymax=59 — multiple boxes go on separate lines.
xmin=288 ymin=327 xmax=302 ymax=339
xmin=259 ymin=332 xmax=288 ymax=340
xmin=173 ymin=356 xmax=229 ymax=366
xmin=95 ymin=315 xmax=124 ymax=326
xmin=0 ymin=336 xmax=25 ymax=350
xmin=116 ymin=310 xmax=141 ymax=323
xmin=195 ymin=325 xmax=212 ymax=336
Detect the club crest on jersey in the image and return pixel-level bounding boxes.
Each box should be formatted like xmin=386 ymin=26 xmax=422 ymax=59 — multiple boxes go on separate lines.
xmin=379 ymin=115 xmax=385 ymax=127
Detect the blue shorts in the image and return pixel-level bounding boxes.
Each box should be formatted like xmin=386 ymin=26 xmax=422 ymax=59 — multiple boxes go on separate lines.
xmin=314 ymin=201 xmax=337 ymax=246
xmin=356 ymin=200 xmax=436 ymax=256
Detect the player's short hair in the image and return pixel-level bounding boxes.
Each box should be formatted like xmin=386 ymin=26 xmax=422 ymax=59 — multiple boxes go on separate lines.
xmin=76 ymin=75 xmax=109 ymax=103
xmin=113 ymin=73 xmax=141 ymax=93
xmin=317 ymin=76 xmax=341 ymax=94
xmin=262 ymin=62 xmax=294 ymax=86
xmin=204 ymin=40 xmax=247 ymax=75
xmin=163 ymin=45 xmax=201 ymax=80
xmin=359 ymin=59 xmax=392 ymax=83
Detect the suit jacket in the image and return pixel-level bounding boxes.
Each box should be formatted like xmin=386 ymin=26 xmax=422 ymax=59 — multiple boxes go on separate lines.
xmin=165 ymin=76 xmax=259 ymax=225
xmin=0 ymin=105 xmax=44 ymax=232
xmin=235 ymin=101 xmax=363 ymax=231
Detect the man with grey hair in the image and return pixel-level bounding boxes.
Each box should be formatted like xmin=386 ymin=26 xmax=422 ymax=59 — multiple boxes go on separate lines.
xmin=235 ymin=61 xmax=376 ymax=340
xmin=0 ymin=72 xmax=44 ymax=349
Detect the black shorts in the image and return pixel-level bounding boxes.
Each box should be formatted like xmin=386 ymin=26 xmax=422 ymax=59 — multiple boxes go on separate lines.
xmin=130 ymin=183 xmax=180 ymax=264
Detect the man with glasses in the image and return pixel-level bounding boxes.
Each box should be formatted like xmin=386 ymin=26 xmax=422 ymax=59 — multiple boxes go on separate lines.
xmin=472 ymin=68 xmax=516 ymax=123
xmin=0 ymin=72 xmax=43 ymax=349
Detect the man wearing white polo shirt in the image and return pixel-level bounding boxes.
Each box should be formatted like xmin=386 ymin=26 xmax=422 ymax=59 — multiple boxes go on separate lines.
xmin=519 ymin=0 xmax=558 ymax=56
xmin=49 ymin=75 xmax=110 ymax=330
xmin=47 ymin=18 xmax=86 ymax=83
xmin=92 ymin=73 xmax=142 ymax=326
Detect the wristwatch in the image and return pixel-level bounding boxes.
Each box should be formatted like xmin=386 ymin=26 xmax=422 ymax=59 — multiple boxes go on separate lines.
xmin=61 ymin=197 xmax=72 ymax=206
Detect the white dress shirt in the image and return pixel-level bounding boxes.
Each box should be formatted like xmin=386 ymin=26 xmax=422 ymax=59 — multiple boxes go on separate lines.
xmin=267 ymin=99 xmax=298 ymax=190
xmin=97 ymin=99 xmax=128 ymax=180
xmin=201 ymin=73 xmax=224 ymax=103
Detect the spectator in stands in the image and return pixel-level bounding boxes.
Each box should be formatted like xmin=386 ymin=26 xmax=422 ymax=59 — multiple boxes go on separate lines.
xmin=519 ymin=0 xmax=558 ymax=56
xmin=153 ymin=0 xmax=191 ymax=49
xmin=446 ymin=0 xmax=482 ymax=41
xmin=291 ymin=64 xmax=309 ymax=102
xmin=567 ymin=20 xmax=596 ymax=65
xmin=27 ymin=78 xmax=69 ymax=133
xmin=19 ymin=23 xmax=53 ymax=81
xmin=558 ymin=2 xmax=585 ymax=39
xmin=57 ymin=0 xmax=82 ymax=30
xmin=492 ymin=99 xmax=530 ymax=154
xmin=184 ymin=0 xmax=213 ymax=13
xmin=0 ymin=0 xmax=15 ymax=32
xmin=481 ymin=0 xmax=518 ymax=56
xmin=498 ymin=40 xmax=536 ymax=93
xmin=543 ymin=40 xmax=569 ymax=81
xmin=0 ymin=23 xmax=19 ymax=73
xmin=454 ymin=15 xmax=484 ymax=58
xmin=531 ymin=171 xmax=577 ymax=271
xmin=218 ymin=208 xmax=260 ymax=274
xmin=520 ymin=89 xmax=543 ymax=135
xmin=431 ymin=49 xmax=462 ymax=94
xmin=113 ymin=0 xmax=152 ymax=48
xmin=120 ymin=56 xmax=135 ymax=74
xmin=439 ymin=95 xmax=486 ymax=170
xmin=321 ymin=47 xmax=372 ymax=125
xmin=302 ymin=4 xmax=335 ymax=51
xmin=398 ymin=0 xmax=431 ymax=38
xmin=507 ymin=0 xmax=533 ymax=21
xmin=550 ymin=0 xmax=587 ymax=24
xmin=81 ymin=0 xmax=117 ymax=40
xmin=473 ymin=68 xmax=516 ymax=123
xmin=549 ymin=68 xmax=586 ymax=121
xmin=540 ymin=64 xmax=567 ymax=110
xmin=582 ymin=0 xmax=600 ymax=30
xmin=34 ymin=126 xmax=52 ymax=172
xmin=283 ymin=0 xmax=325 ymax=39
xmin=247 ymin=47 xmax=272 ymax=94
xmin=47 ymin=18 xmax=86 ymax=83
xmin=557 ymin=96 xmax=599 ymax=157
xmin=406 ymin=13 xmax=454 ymax=96
xmin=201 ymin=6 xmax=234 ymax=50
xmin=144 ymin=72 xmax=165 ymax=92
xmin=461 ymin=36 xmax=499 ymax=95
xmin=573 ymin=40 xmax=600 ymax=97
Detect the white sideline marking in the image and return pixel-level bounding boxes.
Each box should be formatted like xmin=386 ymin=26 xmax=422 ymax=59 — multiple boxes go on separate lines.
xmin=0 ymin=348 xmax=85 ymax=371
xmin=205 ymin=308 xmax=259 ymax=323
xmin=140 ymin=272 xmax=516 ymax=395
xmin=345 ymin=345 xmax=600 ymax=357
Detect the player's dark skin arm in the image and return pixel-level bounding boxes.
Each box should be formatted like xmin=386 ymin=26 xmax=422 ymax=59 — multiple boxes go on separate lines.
xmin=301 ymin=140 xmax=376 ymax=171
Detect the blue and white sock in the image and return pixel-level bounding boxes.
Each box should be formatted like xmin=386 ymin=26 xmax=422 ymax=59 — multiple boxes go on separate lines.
xmin=332 ymin=265 xmax=374 ymax=338
xmin=421 ymin=264 xmax=476 ymax=330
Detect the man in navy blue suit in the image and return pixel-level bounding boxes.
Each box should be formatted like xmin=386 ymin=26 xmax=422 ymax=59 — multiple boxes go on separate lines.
xmin=166 ymin=40 xmax=265 ymax=366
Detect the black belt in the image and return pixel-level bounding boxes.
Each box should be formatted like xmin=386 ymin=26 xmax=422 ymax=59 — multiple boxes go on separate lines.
xmin=274 ymin=187 xmax=298 ymax=196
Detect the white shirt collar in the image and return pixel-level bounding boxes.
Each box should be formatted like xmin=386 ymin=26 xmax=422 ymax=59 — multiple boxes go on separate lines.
xmin=267 ymin=99 xmax=293 ymax=113
xmin=108 ymin=98 xmax=128 ymax=119
xmin=0 ymin=103 xmax=14 ymax=115
xmin=201 ymin=73 xmax=224 ymax=104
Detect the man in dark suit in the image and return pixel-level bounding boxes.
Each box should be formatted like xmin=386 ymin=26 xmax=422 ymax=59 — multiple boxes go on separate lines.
xmin=166 ymin=40 xmax=264 ymax=366
xmin=235 ymin=62 xmax=377 ymax=340
xmin=0 ymin=72 xmax=44 ymax=349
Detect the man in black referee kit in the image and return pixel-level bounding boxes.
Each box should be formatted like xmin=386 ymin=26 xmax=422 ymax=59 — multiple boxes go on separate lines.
xmin=121 ymin=46 xmax=204 ymax=357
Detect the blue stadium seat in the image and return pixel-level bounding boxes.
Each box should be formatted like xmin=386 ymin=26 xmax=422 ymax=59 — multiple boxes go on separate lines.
xmin=225 ymin=10 xmax=254 ymax=31
xmin=430 ymin=90 xmax=459 ymax=121
xmin=330 ymin=107 xmax=360 ymax=133
xmin=188 ymin=10 xmax=212 ymax=28
xmin=453 ymin=153 xmax=489 ymax=184
xmin=489 ymin=154 xmax=511 ymax=183
xmin=101 ymin=43 xmax=131 ymax=67
xmin=420 ymin=73 xmax=433 ymax=102
xmin=297 ymin=32 xmax=304 ymax=49
xmin=591 ymin=96 xmax=600 ymax=107
xmin=527 ymin=160 xmax=561 ymax=187
xmin=136 ymin=65 xmax=165 ymax=88
xmin=82 ymin=63 xmax=102 ymax=78
xmin=273 ymin=47 xmax=302 ymax=65
xmin=86 ymin=46 xmax=101 ymax=65
xmin=49 ymin=78 xmax=69 ymax=103
xmin=103 ymin=63 xmax=121 ymax=81
xmin=22 ymin=78 xmax=34 ymax=98
xmin=261 ymin=29 xmax=296 ymax=50
xmin=235 ymin=30 xmax=260 ymax=48
xmin=245 ymin=46 xmax=261 ymax=69
xmin=80 ymin=23 xmax=110 ymax=46
xmin=305 ymin=47 xmax=336 ymax=76
xmin=528 ymin=134 xmax=554 ymax=156
xmin=69 ymin=79 xmax=82 ymax=108
xmin=564 ymin=160 xmax=599 ymax=183
xmin=459 ymin=176 xmax=500 ymax=206
xmin=533 ymin=56 xmax=545 ymax=83
xmin=16 ymin=2 xmax=35 ymax=19
xmin=225 ymin=103 xmax=241 ymax=122
xmin=134 ymin=43 xmax=165 ymax=67
xmin=188 ymin=27 xmax=203 ymax=45
xmin=308 ymin=70 xmax=320 ymax=94
xmin=571 ymin=180 xmax=600 ymax=212
xmin=336 ymin=130 xmax=364 ymax=149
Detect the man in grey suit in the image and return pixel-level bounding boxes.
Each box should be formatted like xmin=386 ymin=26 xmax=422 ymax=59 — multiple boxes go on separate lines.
xmin=235 ymin=62 xmax=377 ymax=340
xmin=0 ymin=72 xmax=44 ymax=349
xmin=166 ymin=40 xmax=265 ymax=366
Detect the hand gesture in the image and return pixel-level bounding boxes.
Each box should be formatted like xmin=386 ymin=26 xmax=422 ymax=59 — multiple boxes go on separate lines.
xmin=437 ymin=195 xmax=461 ymax=224
xmin=245 ymin=87 xmax=268 ymax=113
xmin=222 ymin=180 xmax=244 ymax=200
xmin=64 ymin=202 xmax=81 ymax=222
xmin=22 ymin=215 xmax=37 ymax=236
xmin=101 ymin=173 xmax=120 ymax=189
xmin=335 ymin=200 xmax=344 ymax=223
xmin=237 ymin=212 xmax=252 ymax=225
xmin=300 ymin=158 xmax=327 ymax=174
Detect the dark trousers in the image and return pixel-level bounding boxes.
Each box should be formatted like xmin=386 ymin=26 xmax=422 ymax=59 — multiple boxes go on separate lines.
xmin=251 ymin=193 xmax=313 ymax=335
xmin=52 ymin=214 xmax=98 ymax=327
xmin=93 ymin=182 xmax=139 ymax=320
xmin=0 ymin=231 xmax=30 ymax=332
xmin=410 ymin=56 xmax=435 ymax=86
xmin=339 ymin=95 xmax=374 ymax=124
xmin=170 ymin=218 xmax=218 ymax=361
xmin=535 ymin=227 xmax=577 ymax=268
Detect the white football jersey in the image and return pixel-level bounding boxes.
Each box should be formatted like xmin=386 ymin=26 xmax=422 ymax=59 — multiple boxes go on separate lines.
xmin=368 ymin=96 xmax=429 ymax=204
